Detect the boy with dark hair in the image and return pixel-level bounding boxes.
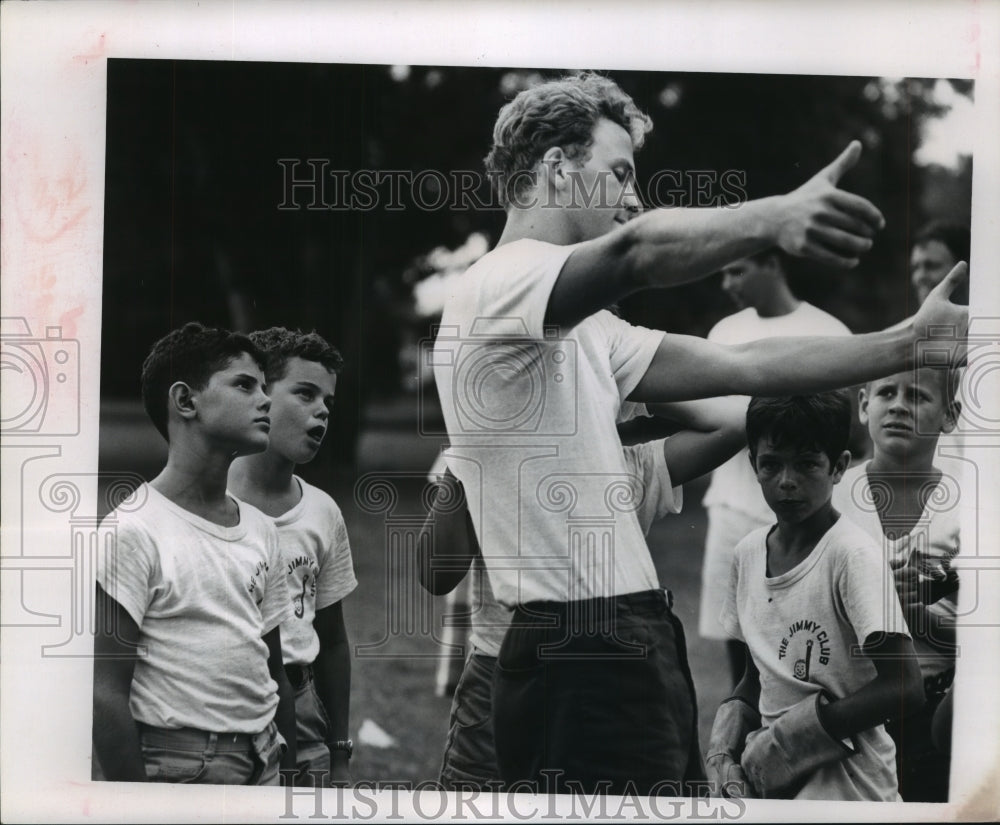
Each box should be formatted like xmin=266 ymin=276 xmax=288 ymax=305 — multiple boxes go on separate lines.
xmin=229 ymin=327 xmax=356 ymax=788
xmin=94 ymin=322 xmax=296 ymax=784
xmin=833 ymin=366 xmax=962 ymax=801
xmin=709 ymin=392 xmax=924 ymax=800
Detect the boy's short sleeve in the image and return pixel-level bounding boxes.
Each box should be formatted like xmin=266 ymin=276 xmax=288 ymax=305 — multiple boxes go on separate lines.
xmin=600 ymin=312 xmax=666 ymax=402
xmin=97 ymin=516 xmax=155 ymax=628
xmin=622 ymin=439 xmax=682 ymax=534
xmin=315 ymin=501 xmax=358 ymax=610
xmin=719 ymin=542 xmax=746 ymax=642
xmin=259 ymin=520 xmax=293 ymax=635
xmin=837 ymin=543 xmax=910 ymax=644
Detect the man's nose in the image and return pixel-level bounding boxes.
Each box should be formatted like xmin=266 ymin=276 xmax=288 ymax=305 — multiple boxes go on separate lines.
xmin=623 ymin=189 xmax=643 ymax=218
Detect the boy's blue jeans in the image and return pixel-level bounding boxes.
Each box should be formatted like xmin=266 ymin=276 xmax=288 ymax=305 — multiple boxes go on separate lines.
xmin=139 ymin=720 xmax=285 ymax=785
xmin=291 ymin=666 xmax=333 ymax=786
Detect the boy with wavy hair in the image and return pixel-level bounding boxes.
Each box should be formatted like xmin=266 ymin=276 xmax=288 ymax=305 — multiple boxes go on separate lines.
xmin=229 ymin=327 xmax=356 ymax=788
xmin=94 ymin=322 xmax=296 ymax=784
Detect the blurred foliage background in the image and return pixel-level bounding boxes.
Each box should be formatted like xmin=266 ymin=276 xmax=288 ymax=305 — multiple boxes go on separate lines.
xmin=100 ymin=61 xmax=973 ymax=467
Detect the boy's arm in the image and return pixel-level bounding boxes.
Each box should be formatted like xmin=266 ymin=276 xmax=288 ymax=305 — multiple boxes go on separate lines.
xmin=313 ymin=601 xmax=351 ymax=786
xmin=741 ymin=633 xmax=924 ymax=797
xmin=818 ymin=632 xmax=925 ymax=740
xmin=547 ymin=142 xmax=883 ymax=329
xmin=628 ymin=264 xmax=967 ymax=403
xmin=93 ymin=584 xmax=147 ymax=782
xmin=264 ymin=626 xmax=297 ymax=772
xmin=646 ymin=398 xmax=747 ymax=485
xmin=707 ymin=654 xmax=761 ymax=798
xmin=417 ymin=469 xmax=478 ymax=595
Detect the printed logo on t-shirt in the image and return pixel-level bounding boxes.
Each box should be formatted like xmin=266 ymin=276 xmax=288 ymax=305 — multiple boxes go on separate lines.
xmin=247 ymin=559 xmax=269 ymax=607
xmin=778 ymin=619 xmax=832 ymax=681
xmin=286 ymin=555 xmax=319 ymax=618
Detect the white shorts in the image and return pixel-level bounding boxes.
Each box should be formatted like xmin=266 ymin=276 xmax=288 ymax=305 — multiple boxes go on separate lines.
xmin=698 ymin=505 xmax=771 ymax=640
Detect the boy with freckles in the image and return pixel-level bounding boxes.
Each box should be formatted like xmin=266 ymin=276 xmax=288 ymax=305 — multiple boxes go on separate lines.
xmin=230 ymin=328 xmax=357 ymax=787
xmin=833 ymin=366 xmax=962 ymax=801
xmin=709 ymin=392 xmax=923 ymax=800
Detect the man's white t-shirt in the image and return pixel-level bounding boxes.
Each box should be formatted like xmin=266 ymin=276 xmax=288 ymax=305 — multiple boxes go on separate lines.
xmin=703 ymin=303 xmax=851 ymax=522
xmin=275 ymin=477 xmax=358 ymax=667
xmin=833 ymin=460 xmax=961 ymax=680
xmin=97 ymin=485 xmax=292 ymax=733
xmin=720 ymin=515 xmax=909 ymax=801
xmin=467 ymin=438 xmax=684 ymax=656
xmin=434 ymin=238 xmax=665 ymax=607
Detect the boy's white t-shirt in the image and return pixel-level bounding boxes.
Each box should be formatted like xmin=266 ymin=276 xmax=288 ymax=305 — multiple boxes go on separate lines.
xmin=833 ymin=459 xmax=961 ymax=680
xmin=466 ymin=438 xmax=683 ymax=656
xmin=274 ymin=477 xmax=358 ymax=667
xmin=702 ymin=303 xmax=851 ymax=522
xmin=720 ymin=515 xmax=909 ymax=801
xmin=97 ymin=485 xmax=291 ymax=733
xmin=434 ymin=238 xmax=666 ymax=607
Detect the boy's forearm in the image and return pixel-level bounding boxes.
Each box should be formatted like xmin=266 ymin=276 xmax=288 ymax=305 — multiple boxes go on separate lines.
xmin=314 ymin=605 xmax=352 ymax=784
xmin=661 ymin=426 xmax=747 ymax=486
xmin=93 ymin=687 xmax=147 ymax=782
xmin=265 ymin=627 xmax=297 ymax=771
xmin=274 ymin=668 xmax=297 ymax=771
xmin=819 ymin=637 xmax=924 ymax=740
xmin=314 ymin=638 xmax=351 ymax=743
xmin=645 ymin=397 xmax=747 ymax=434
xmin=729 ymin=649 xmax=761 ymax=708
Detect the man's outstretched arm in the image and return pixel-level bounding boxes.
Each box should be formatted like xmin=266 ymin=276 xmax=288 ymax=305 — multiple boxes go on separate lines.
xmin=629 ymin=263 xmax=968 ymax=403
xmin=547 ymin=141 xmax=884 ymax=330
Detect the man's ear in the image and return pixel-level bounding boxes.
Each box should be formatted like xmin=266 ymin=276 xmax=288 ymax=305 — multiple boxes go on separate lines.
xmin=541 ymin=146 xmax=569 ymax=191
xmin=831 ymin=450 xmax=851 ymax=483
xmin=857 ymin=386 xmax=870 ymax=426
xmin=942 ymin=399 xmax=961 ymax=434
xmin=168 ymin=382 xmax=197 ymax=422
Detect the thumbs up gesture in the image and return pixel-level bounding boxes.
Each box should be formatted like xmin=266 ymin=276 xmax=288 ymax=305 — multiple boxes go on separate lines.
xmin=774 ymin=141 xmax=886 ymax=268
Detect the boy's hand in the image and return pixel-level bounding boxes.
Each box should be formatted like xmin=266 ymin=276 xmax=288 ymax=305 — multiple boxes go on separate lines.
xmin=911 ymin=262 xmax=969 ymax=356
xmin=741 ymin=693 xmax=853 ymax=798
xmin=706 ymin=697 xmax=760 ymax=798
xmin=892 ymin=564 xmax=924 ymax=614
xmin=772 ymin=141 xmax=885 ymax=269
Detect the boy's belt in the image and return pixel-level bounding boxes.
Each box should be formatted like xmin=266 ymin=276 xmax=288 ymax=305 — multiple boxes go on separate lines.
xmin=138 ymin=723 xmax=254 ymax=752
xmin=286 ymin=663 xmax=314 ymax=690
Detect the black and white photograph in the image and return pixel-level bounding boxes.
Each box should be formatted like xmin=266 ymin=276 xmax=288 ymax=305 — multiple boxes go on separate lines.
xmin=2 ymin=2 xmax=998 ymax=822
